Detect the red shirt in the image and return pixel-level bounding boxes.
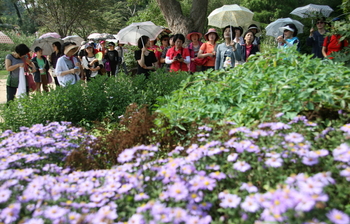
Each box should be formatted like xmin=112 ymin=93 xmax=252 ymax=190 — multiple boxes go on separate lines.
xmin=166 ymin=47 xmax=190 ymax=72
xmin=245 ymin=44 xmax=253 ymax=60
xmin=323 ymin=35 xmax=349 ymax=59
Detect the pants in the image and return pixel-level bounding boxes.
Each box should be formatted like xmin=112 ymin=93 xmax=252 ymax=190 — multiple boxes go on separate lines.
xmin=7 ymin=85 xmax=29 ymax=103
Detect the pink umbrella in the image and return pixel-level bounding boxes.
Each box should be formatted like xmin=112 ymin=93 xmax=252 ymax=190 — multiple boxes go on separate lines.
xmin=0 ymin=31 xmax=14 ymax=44
xmin=39 ymin=32 xmax=61 ymax=39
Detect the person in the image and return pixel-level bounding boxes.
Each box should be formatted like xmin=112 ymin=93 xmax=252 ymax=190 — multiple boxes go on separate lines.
xmin=55 ymin=42 xmax=81 ymax=87
xmin=187 ymin=31 xmax=203 ymax=73
xmin=160 ymin=35 xmax=175 ymax=71
xmin=240 ymin=30 xmax=260 ymax=62
xmin=247 ymin=24 xmax=261 ymax=51
xmin=98 ymin=40 xmax=107 ymax=57
xmin=104 ymin=42 xmax=119 ymax=77
xmin=215 ymin=25 xmax=242 ymax=70
xmin=322 ymin=18 xmax=349 ymax=59
xmin=134 ymin=35 xmax=158 ymax=78
xmin=31 ymin=47 xmax=50 ymax=92
xmin=5 ymin=44 xmax=35 ymax=102
xmin=82 ymin=42 xmax=104 ymax=81
xmin=165 ymin=33 xmax=190 ymax=72
xmin=49 ymin=41 xmax=62 ymax=86
xmin=306 ymin=17 xmax=328 ymax=59
xmin=233 ymin=26 xmax=244 ymax=45
xmin=198 ymin=28 xmax=219 ymax=71
xmin=116 ymin=42 xmax=128 ymax=74
xmin=160 ymin=35 xmax=169 ymax=51
xmin=78 ymin=41 xmax=87 ymax=61
xmin=277 ymin=24 xmax=300 ymax=51
xmin=148 ymin=39 xmax=161 ymax=67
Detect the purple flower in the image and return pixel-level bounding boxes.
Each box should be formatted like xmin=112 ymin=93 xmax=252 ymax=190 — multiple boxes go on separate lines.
xmin=1 ymin=203 xmax=21 ymax=223
xmin=285 ymin=133 xmax=304 ymax=143
xmin=233 ymin=161 xmax=251 ymax=172
xmin=326 ymin=209 xmax=350 ymax=224
xmin=227 ymin=153 xmax=238 ymax=162
xmin=167 ymin=182 xmax=189 ymax=201
xmin=209 ymin=171 xmax=226 ymax=180
xmin=128 ymin=213 xmax=145 ymax=224
xmin=24 ymin=218 xmax=45 ymax=224
xmin=241 ymin=196 xmax=260 ymax=212
xmin=0 ymin=189 xmax=12 ymax=203
xmin=275 ymin=112 xmax=284 ymax=118
xmin=240 ymin=182 xmax=258 ymax=193
xmin=219 ymin=193 xmax=241 ymax=208
xmin=302 ymin=156 xmax=319 ymax=166
xmin=340 ymin=124 xmax=350 ymax=134
xmin=118 ymin=149 xmax=135 ymax=163
xmin=44 ymin=205 xmax=68 ymax=220
xmin=135 ymin=192 xmax=150 ymax=201
xmin=265 ymin=157 xmax=283 ymax=168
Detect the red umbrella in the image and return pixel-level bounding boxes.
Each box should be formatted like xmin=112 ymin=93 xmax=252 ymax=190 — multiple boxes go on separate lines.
xmin=0 ymin=31 xmax=14 ymax=44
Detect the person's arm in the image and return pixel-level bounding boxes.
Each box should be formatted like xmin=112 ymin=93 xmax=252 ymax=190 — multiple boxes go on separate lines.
xmin=137 ymin=47 xmax=147 ymax=68
xmin=322 ymin=46 xmax=327 ymax=58
xmin=55 ymin=58 xmax=79 ymax=76
xmin=215 ymin=46 xmax=221 ymax=70
xmin=198 ymin=43 xmax=214 ymax=58
xmin=5 ymin=58 xmax=24 ymax=72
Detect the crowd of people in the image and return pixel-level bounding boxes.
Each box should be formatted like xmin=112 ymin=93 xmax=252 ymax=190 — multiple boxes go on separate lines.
xmin=4 ymin=17 xmax=348 ymax=103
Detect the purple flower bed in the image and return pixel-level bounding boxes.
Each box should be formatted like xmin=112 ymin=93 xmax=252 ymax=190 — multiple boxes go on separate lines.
xmin=0 ymin=116 xmax=349 ymax=223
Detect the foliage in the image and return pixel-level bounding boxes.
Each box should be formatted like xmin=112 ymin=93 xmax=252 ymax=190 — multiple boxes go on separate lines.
xmin=1 ymin=114 xmax=350 ymax=223
xmin=155 ymin=48 xmax=350 ymax=132
xmin=0 ymin=71 xmax=190 ymax=132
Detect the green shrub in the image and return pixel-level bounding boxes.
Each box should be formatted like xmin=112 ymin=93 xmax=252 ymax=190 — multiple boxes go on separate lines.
xmin=0 ymin=71 xmax=190 ymax=131
xmin=155 ymin=48 xmax=350 ymax=131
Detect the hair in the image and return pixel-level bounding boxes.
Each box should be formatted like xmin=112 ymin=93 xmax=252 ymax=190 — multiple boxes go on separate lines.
xmin=15 ymin=44 xmax=30 ymax=56
xmin=138 ymin=35 xmax=149 ymax=49
xmin=233 ymin=26 xmax=244 ymax=37
xmin=316 ymin=17 xmax=326 ymax=23
xmin=284 ymin=23 xmax=298 ymax=37
xmin=222 ymin=25 xmax=235 ymax=40
xmin=52 ymin=41 xmax=62 ymax=54
xmin=108 ymin=42 xmax=115 ymax=46
xmin=243 ymin=30 xmax=256 ymax=43
xmin=173 ymin=34 xmax=185 ymax=43
xmin=150 ymin=39 xmax=157 ymax=45
xmin=61 ymin=42 xmax=76 ymax=55
xmin=160 ymin=35 xmax=169 ymax=41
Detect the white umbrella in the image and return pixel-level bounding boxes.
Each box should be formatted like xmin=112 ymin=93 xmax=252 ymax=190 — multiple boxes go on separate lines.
xmin=291 ymin=4 xmax=333 ymax=18
xmin=39 ymin=32 xmax=61 ymax=39
xmin=116 ymin=21 xmax=163 ymax=46
xmin=62 ymin=35 xmax=84 ymax=45
xmin=31 ymin=37 xmax=63 ymax=55
xmin=0 ymin=31 xmax=14 ymax=44
xmin=87 ymin=33 xmax=103 ymax=40
xmin=208 ymin=4 xmax=254 ymax=28
xmin=265 ymin=18 xmax=304 ymax=38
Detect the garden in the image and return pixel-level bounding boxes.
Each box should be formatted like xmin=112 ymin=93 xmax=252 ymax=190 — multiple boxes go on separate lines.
xmin=0 ymin=45 xmax=350 ymax=223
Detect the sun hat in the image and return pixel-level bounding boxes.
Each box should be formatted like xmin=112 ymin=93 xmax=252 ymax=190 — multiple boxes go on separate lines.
xmin=248 ymin=24 xmax=260 ymax=33
xmin=64 ymin=44 xmax=79 ymax=55
xmin=186 ymin=31 xmax=203 ymax=40
xmin=204 ymin=28 xmax=219 ymax=41
xmin=34 ymin=46 xmax=42 ymax=52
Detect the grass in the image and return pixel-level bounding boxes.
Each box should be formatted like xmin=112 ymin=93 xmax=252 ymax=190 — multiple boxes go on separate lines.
xmin=0 ymin=70 xmax=7 ymax=79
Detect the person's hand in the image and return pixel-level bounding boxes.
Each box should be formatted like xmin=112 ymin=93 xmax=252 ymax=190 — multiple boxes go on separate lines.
xmin=277 ymin=35 xmax=285 ymax=43
xmin=309 ymin=27 xmax=314 ymax=37
xmin=212 ymin=51 xmax=216 ymax=57
xmin=17 ymin=63 xmax=24 ymax=68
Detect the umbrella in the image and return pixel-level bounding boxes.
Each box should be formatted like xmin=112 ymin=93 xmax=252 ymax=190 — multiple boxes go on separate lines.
xmin=0 ymin=31 xmax=14 ymax=44
xmin=31 ymin=36 xmax=63 ymax=55
xmin=265 ymin=18 xmax=304 ymax=38
xmin=291 ymin=4 xmax=333 ymax=18
xmin=208 ymin=4 xmax=254 ymax=28
xmin=116 ymin=21 xmax=163 ymax=46
xmin=88 ymin=33 xmax=103 ymax=40
xmin=63 ymin=35 xmax=84 ymax=45
xmin=39 ymin=32 xmax=61 ymax=39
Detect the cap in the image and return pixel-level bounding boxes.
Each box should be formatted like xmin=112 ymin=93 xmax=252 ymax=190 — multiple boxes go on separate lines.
xmin=85 ymin=42 xmax=95 ymax=49
xmin=34 ymin=46 xmax=42 ymax=52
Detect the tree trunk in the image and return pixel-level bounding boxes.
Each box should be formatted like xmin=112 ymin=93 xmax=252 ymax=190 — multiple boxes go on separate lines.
xmin=156 ymin=0 xmax=208 ymax=41
xmin=13 ymin=2 xmax=23 ymax=26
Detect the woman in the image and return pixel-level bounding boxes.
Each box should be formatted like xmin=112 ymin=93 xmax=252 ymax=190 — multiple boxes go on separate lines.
xmin=215 ymin=25 xmax=242 ymax=70
xmin=134 ymin=35 xmax=158 ymax=78
xmin=240 ymin=30 xmax=259 ymax=62
xmin=165 ymin=33 xmax=190 ymax=72
xmin=322 ymin=18 xmax=349 ymax=59
xmin=247 ymin=24 xmax=261 ymax=51
xmin=49 ymin=41 xmax=62 ymax=86
xmin=233 ymin=26 xmax=244 ymax=45
xmin=198 ymin=28 xmax=219 ymax=71
xmin=104 ymin=42 xmax=119 ymax=77
xmin=277 ymin=24 xmax=300 ymax=51
xmin=82 ymin=42 xmax=104 ymax=81
xmin=148 ymin=39 xmax=161 ymax=67
xmin=5 ymin=44 xmax=35 ymax=102
xmin=160 ymin=35 xmax=175 ymax=71
xmin=306 ymin=17 xmax=328 ymax=59
xmin=55 ymin=42 xmax=81 ymax=87
xmin=187 ymin=31 xmax=203 ymax=73
xmin=32 ymin=46 xmax=50 ymax=92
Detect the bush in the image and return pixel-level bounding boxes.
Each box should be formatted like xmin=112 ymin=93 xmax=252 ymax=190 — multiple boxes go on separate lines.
xmin=155 ymin=48 xmax=350 ymax=131
xmin=0 ymin=71 xmax=190 ymax=131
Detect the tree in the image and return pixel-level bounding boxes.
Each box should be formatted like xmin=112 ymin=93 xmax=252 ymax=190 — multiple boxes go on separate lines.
xmin=156 ymin=0 xmax=209 ymax=37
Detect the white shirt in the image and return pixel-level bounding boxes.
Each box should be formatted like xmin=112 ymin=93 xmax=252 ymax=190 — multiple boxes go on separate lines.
xmin=55 ymin=56 xmax=80 ymax=87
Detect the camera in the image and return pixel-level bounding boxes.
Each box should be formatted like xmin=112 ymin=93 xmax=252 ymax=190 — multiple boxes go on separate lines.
xmin=175 ymin=53 xmax=182 ymax=60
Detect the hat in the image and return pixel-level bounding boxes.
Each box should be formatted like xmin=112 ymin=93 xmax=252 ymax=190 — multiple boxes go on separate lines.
xmin=81 ymin=41 xmax=87 ymax=46
xmin=204 ymin=28 xmax=219 ymax=41
xmin=64 ymin=44 xmax=79 ymax=55
xmin=85 ymin=42 xmax=95 ymax=49
xmin=248 ymin=24 xmax=260 ymax=33
xmin=279 ymin=26 xmax=294 ymax=33
xmin=34 ymin=46 xmax=42 ymax=52
xmin=186 ymin=31 xmax=203 ymax=40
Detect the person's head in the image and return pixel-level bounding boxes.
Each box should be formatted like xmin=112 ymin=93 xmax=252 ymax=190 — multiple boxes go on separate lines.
xmin=222 ymin=25 xmax=235 ymax=40
xmin=280 ymin=23 xmax=298 ymax=38
xmin=63 ymin=42 xmax=79 ymax=56
xmin=243 ymin=30 xmax=255 ymax=44
xmin=160 ymin=35 xmax=170 ymax=47
xmin=15 ymin=44 xmax=30 ymax=57
xmin=248 ymin=24 xmax=260 ymax=34
xmin=138 ymin=35 xmax=150 ymax=49
xmin=186 ymin=31 xmax=202 ymax=42
xmin=100 ymin=40 xmax=106 ymax=47
xmin=34 ymin=46 xmax=43 ymax=57
xmin=108 ymin=42 xmax=115 ymax=49
xmin=173 ymin=34 xmax=185 ymax=49
xmin=315 ymin=17 xmax=326 ymax=29
xmin=85 ymin=42 xmax=95 ymax=53
xmin=204 ymin=28 xmax=219 ymax=42
xmin=169 ymin=35 xmax=175 ymax=47
xmin=233 ymin=26 xmax=244 ymax=37
xmin=150 ymin=39 xmax=157 ymax=46
xmin=52 ymin=41 xmax=62 ymax=53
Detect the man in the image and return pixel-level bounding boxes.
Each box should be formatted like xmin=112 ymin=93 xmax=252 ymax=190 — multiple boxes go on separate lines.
xmin=306 ymin=17 xmax=327 ymax=59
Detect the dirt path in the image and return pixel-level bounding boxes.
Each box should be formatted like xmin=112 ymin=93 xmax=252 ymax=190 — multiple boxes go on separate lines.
xmin=0 ymin=79 xmax=6 ymax=104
